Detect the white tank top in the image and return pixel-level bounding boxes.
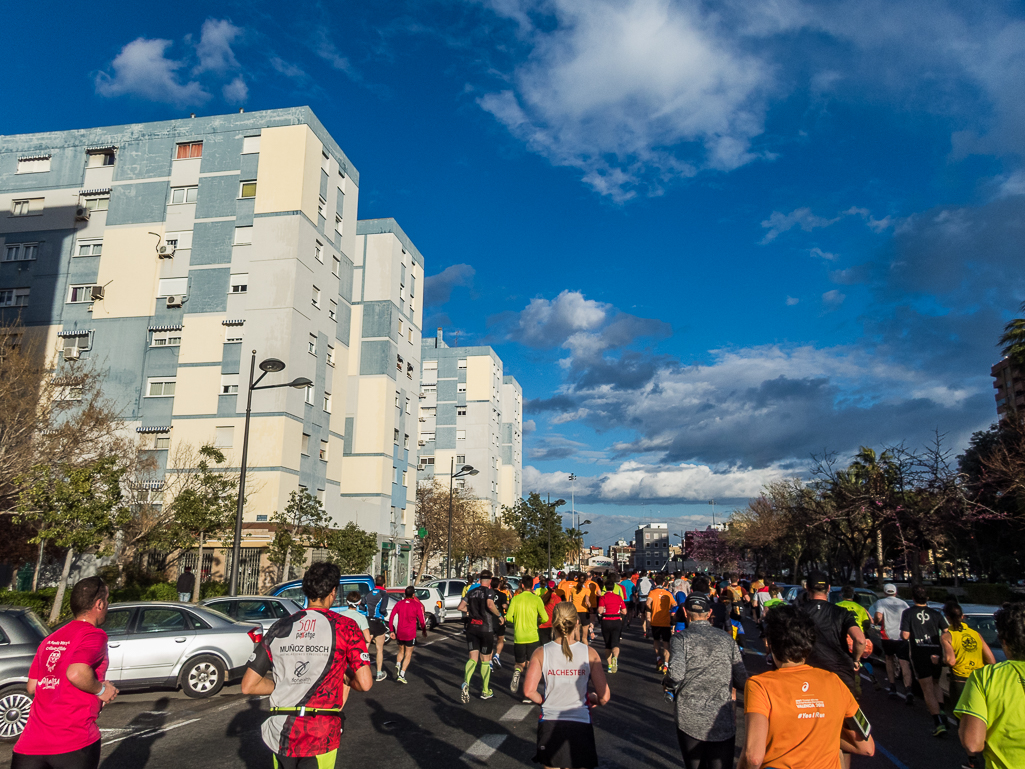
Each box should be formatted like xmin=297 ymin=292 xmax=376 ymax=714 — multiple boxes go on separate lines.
xmin=541 ymin=641 xmax=591 ymax=723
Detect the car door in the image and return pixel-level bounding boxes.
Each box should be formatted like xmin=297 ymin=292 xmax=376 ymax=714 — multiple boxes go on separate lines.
xmin=119 ymin=608 xmax=196 ymax=683
xmin=235 ymin=600 xmax=281 ymax=630
xmin=203 ymin=599 xmax=238 ymax=620
xmin=101 ymin=608 xmax=134 ymax=681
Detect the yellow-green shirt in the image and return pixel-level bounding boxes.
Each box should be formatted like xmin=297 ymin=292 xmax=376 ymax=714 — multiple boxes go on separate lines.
xmin=505 ymin=590 xmax=548 ymax=645
xmin=837 ymin=600 xmax=872 ymax=632
xmin=954 ymin=660 xmax=1025 ymax=769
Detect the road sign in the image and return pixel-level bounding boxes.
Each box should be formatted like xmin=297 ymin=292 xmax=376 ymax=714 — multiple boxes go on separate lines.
xmin=417 ymin=527 xmax=427 ymax=538
xmin=506 ymin=557 xmax=515 ymax=563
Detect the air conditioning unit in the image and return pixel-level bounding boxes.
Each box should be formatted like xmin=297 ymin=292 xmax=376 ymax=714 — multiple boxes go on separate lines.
xmin=418 ymin=440 xmax=426 ymax=446
xmin=166 ymin=295 xmax=184 ymax=308
xmin=157 ymin=245 xmax=175 ymax=259
xmin=90 ymin=285 xmax=104 ymax=301
xmin=62 ymin=346 xmax=80 ymax=361
xmin=75 ymin=206 xmax=90 ymax=221
xmin=419 ymin=417 xmax=426 ymax=422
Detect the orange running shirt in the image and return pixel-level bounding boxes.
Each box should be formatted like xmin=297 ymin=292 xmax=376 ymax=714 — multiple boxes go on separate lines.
xmin=570 ymin=585 xmax=592 ymax=613
xmin=744 ymin=664 xmax=858 ymax=769
xmin=647 ymin=587 xmax=677 ymax=627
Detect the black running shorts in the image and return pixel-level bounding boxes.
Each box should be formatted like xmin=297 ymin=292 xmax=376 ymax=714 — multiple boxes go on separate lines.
xmin=12 ymin=740 xmax=101 ymax=769
xmin=601 ymin=619 xmax=623 ymax=650
xmin=538 ymin=627 xmax=553 ymax=645
xmin=514 ymin=640 xmax=540 ymax=664
xmin=535 ymin=720 xmax=598 ymax=769
xmin=910 ymin=645 xmax=942 ymax=680
xmin=881 ymin=638 xmax=909 ymax=660
xmin=651 ymin=625 xmax=672 ymax=642
xmin=368 ymin=619 xmax=387 ymax=638
xmin=466 ymin=627 xmax=495 ymax=656
xmin=396 ymin=636 xmax=416 ymax=647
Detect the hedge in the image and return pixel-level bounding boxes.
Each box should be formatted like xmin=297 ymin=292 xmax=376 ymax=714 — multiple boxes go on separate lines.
xmin=963 ymin=583 xmax=1020 ymax=606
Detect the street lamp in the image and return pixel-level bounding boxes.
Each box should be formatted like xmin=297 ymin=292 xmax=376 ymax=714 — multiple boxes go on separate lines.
xmin=568 ymin=472 xmax=577 ymax=541
xmin=577 ymin=519 xmax=592 ymax=571
xmin=546 ymin=497 xmax=565 ymax=579
xmin=229 ymin=352 xmax=312 ymax=596
xmin=446 ymin=458 xmax=478 ymax=579
xmin=708 ymin=499 xmax=716 ymax=528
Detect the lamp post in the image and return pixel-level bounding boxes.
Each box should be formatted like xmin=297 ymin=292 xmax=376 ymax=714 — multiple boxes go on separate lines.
xmin=708 ymin=499 xmax=716 ymax=528
xmin=229 ymin=351 xmax=312 ymax=597
xmin=577 ymin=519 xmax=591 ymax=571
xmin=546 ymin=496 xmax=566 ymax=579
xmin=447 ymin=458 xmax=478 ymax=579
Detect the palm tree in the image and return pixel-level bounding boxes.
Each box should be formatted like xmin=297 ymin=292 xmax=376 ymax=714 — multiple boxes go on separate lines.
xmin=998 ymin=301 xmax=1025 ymax=367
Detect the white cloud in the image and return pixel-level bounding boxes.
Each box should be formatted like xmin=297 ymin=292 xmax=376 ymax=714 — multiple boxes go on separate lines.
xmin=785 ymin=296 xmax=800 ymax=306
xmin=523 ymin=419 xmax=537 ymax=433
xmin=760 ymin=208 xmax=839 ymax=244
xmin=222 ymin=76 xmax=248 ymax=104
xmin=95 ymin=38 xmax=210 ymax=106
xmin=270 ymin=57 xmax=307 ymax=81
xmin=194 ymin=19 xmax=242 ymax=74
xmin=821 ymin=289 xmax=846 ymax=309
xmin=809 ymin=247 xmax=838 ymax=261
xmin=513 ymin=291 xmax=610 ymax=348
xmin=550 ymin=408 xmax=590 ymax=425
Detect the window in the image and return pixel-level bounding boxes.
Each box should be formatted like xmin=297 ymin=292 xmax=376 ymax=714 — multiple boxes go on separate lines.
xmin=315 ymin=241 xmax=323 ymax=262
xmin=68 ymin=285 xmax=96 ymax=303
xmin=318 ymin=197 xmax=326 ymax=219
xmin=215 ymin=426 xmax=234 ymax=448
xmin=322 ymin=152 xmax=330 ymax=172
xmin=326 ymin=346 xmax=335 ymax=366
xmin=457 ymin=430 xmax=466 ymax=440
xmin=421 ymin=432 xmax=435 ymax=443
xmin=157 ymin=277 xmax=188 ymax=297
xmin=53 ymin=383 xmax=83 ymax=401
xmin=176 ymin=142 xmax=203 ymax=159
xmin=455 ymin=479 xmax=465 ymax=489
xmin=335 ymin=215 xmax=342 ymax=236
xmin=403 ymin=434 xmax=409 ymax=449
xmin=398 ymin=320 xmax=404 ymax=336
xmin=399 ymin=284 xmax=406 ymax=301
xmin=312 ymin=286 xmax=320 ymax=308
xmin=457 ymin=383 xmax=467 ymax=393
xmin=170 ymin=186 xmax=198 ymax=205
xmin=230 ymin=273 xmax=248 ymax=294
xmin=456 ymin=454 xmax=465 ymax=464
xmin=75 ymin=240 xmax=102 ymax=257
xmin=300 ymin=433 xmax=311 ymax=455
xmin=410 ymin=275 xmax=416 ymax=297
xmin=4 ymin=243 xmax=38 ymax=262
xmin=86 ymin=150 xmax=115 ymax=167
xmin=401 ymin=470 xmax=408 ymax=486
xmin=84 ymin=196 xmax=109 ymax=212
xmin=225 ymin=327 xmax=243 ymax=343
xmin=422 ymin=386 xmax=436 ymax=394
xmin=457 ymin=407 xmax=466 ymax=416
xmin=328 ymin=300 xmax=337 ymax=321
xmin=17 ymin=157 xmax=50 ymax=174
xmin=147 ymin=378 xmax=176 ymax=397
xmin=317 ymin=488 xmax=326 ymax=505
xmin=151 ymin=331 xmax=181 ymax=347
xmin=423 ymin=360 xmax=438 ymax=370
xmin=319 ymin=440 xmax=329 ymax=461
xmin=323 ymin=392 xmax=332 ymax=412
xmin=220 ymin=375 xmax=239 ymax=394
xmin=239 ymin=180 xmax=257 ymax=198
xmin=421 ymin=407 xmax=436 ymax=417
xmin=241 ymin=136 xmax=261 ymax=154
xmin=396 ymin=355 xmax=404 ymax=371
xmin=405 ymin=397 xmax=411 ymax=414
xmin=0 ymin=288 xmax=30 ymax=308
xmin=458 ymin=359 xmax=467 ymax=369
xmin=11 ymin=199 xmax=42 ymax=216
xmin=304 ymin=385 xmax=314 ymax=405
xmin=154 ymin=434 xmax=171 ymax=450
xmin=393 ymin=429 xmax=400 ymax=444
xmin=233 ymin=226 xmax=253 ymax=245
xmin=332 ymin=256 xmax=340 ymax=277
xmin=308 ymin=334 xmax=317 ymax=355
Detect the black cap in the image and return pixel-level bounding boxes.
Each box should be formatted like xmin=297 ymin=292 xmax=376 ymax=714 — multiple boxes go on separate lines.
xmin=683 ymin=593 xmax=712 ymax=612
xmin=807 ymin=571 xmax=829 ymax=590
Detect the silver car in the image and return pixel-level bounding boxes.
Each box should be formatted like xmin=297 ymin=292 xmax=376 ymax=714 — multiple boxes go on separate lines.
xmin=424 ymin=579 xmax=467 ymax=620
xmin=200 ymin=595 xmax=303 ymax=631
xmin=0 ymin=607 xmax=51 ymax=740
xmin=103 ymin=602 xmax=261 ymax=698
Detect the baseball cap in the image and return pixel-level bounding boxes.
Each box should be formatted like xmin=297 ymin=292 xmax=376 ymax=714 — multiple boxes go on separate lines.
xmin=883 ymin=583 xmax=897 ymax=595
xmin=547 ymin=580 xmax=557 ymax=590
xmin=683 ymin=593 xmax=712 ymax=612
xmin=807 ymin=571 xmax=829 ymax=590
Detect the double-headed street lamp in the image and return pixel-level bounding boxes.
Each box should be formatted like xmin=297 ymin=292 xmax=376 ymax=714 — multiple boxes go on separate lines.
xmin=546 ymin=495 xmax=566 ymax=578
xmin=229 ymin=352 xmax=312 ymax=597
xmin=446 ymin=458 xmax=479 ymax=579
xmin=577 ymin=519 xmax=592 ymax=571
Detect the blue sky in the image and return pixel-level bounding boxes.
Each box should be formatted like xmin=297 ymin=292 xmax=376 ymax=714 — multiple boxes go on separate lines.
xmin=5 ymin=1 xmax=1024 ymax=545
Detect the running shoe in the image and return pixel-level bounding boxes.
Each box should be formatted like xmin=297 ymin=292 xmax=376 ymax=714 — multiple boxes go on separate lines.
xmin=510 ymin=669 xmax=522 ymax=693
xmin=480 ymin=690 xmax=494 ymax=700
xmin=396 ymin=674 xmax=407 ymax=685
xmin=887 ymin=687 xmax=900 ymax=700
xmin=611 ymin=657 xmax=618 ymax=674
xmin=933 ymin=722 xmax=947 ymax=738
xmin=460 ymin=683 xmax=470 ymax=704
xmin=376 ymin=670 xmax=387 ymax=682
xmin=493 ymin=655 xmax=503 ymax=668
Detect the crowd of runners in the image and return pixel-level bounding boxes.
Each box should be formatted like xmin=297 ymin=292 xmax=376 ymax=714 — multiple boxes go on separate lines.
xmin=10 ymin=564 xmax=1025 ymax=769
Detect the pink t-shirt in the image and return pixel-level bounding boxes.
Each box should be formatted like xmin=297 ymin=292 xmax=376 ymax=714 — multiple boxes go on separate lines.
xmin=16 ymin=620 xmax=108 ymax=755
xmin=388 ymin=598 xmax=426 ymax=641
xmin=598 ymin=591 xmax=626 ymax=620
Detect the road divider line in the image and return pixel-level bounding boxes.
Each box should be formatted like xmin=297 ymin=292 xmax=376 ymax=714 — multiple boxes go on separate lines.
xmin=500 ymin=704 xmax=533 ymax=721
xmin=103 ymin=717 xmax=201 ymax=746
xmin=460 ymin=733 xmax=507 ymax=763
xmin=875 ymin=741 xmax=910 ymax=769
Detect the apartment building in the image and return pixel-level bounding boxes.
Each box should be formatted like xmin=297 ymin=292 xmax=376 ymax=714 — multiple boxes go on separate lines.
xmin=0 ymin=107 xmax=422 ymax=588
xmin=992 ymin=357 xmax=1024 ymax=418
xmin=634 ymin=523 xmax=670 ymax=570
xmin=416 ymin=329 xmax=522 ymax=517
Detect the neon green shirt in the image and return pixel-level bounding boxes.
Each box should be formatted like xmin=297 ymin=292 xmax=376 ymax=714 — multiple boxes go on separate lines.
xmin=837 ymin=600 xmax=871 ymax=631
xmin=954 ymin=660 xmax=1025 ymax=769
xmin=505 ymin=590 xmax=548 ymax=644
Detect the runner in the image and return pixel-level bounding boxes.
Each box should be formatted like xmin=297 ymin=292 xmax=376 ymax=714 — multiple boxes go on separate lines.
xmin=797 ymin=572 xmax=866 ymax=698
xmin=539 ymin=581 xmax=562 ymax=645
xmin=618 ymin=572 xmax=636 ymax=626
xmin=13 ymin=577 xmax=118 ymax=769
xmin=338 ymin=591 xmax=371 ymax=643
xmin=738 ymin=604 xmax=874 ymax=769
xmin=901 ymin=586 xmax=949 ymax=736
xmin=457 ymin=569 xmax=504 ymax=702
xmin=672 ymin=579 xmax=689 ymax=633
xmin=941 ymin=601 xmax=995 ymax=769
xmin=388 ymin=585 xmax=427 ymax=684
xmin=748 ymin=574 xmax=765 ymax=623
xmin=836 ymin=585 xmax=879 ymax=688
xmin=241 ymin=562 xmax=372 ymax=769
xmin=664 ymin=592 xmax=748 ymax=769
xmin=869 ymin=583 xmax=914 ymax=701
xmin=597 ymin=576 xmax=626 ymax=673
xmin=505 ymin=579 xmax=548 ymax=697
xmin=493 ymin=578 xmax=512 ymax=668
xmin=637 ymin=570 xmax=653 ymax=638
xmin=954 ymin=601 xmax=1025 ymax=769
xmin=522 ymin=602 xmax=610 ymax=769
xmin=569 ymin=573 xmax=596 ymax=647
xmin=646 ymin=574 xmax=678 ymax=673
xmin=360 ymin=575 xmax=392 ymax=682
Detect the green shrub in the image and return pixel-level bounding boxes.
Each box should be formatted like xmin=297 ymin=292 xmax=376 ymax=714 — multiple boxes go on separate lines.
xmin=963 ymin=583 xmax=1019 ymax=606
xmin=896 ymin=586 xmax=952 ymax=602
xmin=200 ymin=580 xmax=229 ymax=599
xmin=142 ymin=582 xmax=179 ymax=601
xmin=0 ymin=588 xmax=72 ymax=623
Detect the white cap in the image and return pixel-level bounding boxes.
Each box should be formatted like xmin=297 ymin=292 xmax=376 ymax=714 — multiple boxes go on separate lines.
xmin=883 ymin=583 xmax=897 ymax=595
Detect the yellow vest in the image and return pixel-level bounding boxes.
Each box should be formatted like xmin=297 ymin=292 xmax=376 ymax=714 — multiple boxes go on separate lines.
xmin=949 ymin=626 xmax=985 ymax=678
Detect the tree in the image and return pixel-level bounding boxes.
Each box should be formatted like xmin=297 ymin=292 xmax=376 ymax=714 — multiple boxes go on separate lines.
xmin=412 ymin=480 xmax=487 ymax=580
xmin=689 ymin=529 xmax=740 ymax=573
xmin=998 ymin=300 xmax=1025 ymax=367
xmin=327 ymin=522 xmax=378 ymax=573
xmin=501 ymin=494 xmax=571 ymax=574
xmin=17 ymin=456 xmax=129 ymax=622
xmin=267 ymin=489 xmax=332 ymax=582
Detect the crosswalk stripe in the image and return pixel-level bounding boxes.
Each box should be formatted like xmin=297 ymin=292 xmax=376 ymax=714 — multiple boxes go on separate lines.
xmin=500 ymin=703 xmax=533 ymax=721
xmin=460 ymin=733 xmax=507 ymax=762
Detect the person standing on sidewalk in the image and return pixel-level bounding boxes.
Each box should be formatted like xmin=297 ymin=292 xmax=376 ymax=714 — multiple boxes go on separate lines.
xmin=13 ymin=577 xmax=118 ymax=769
xmin=506 ymin=580 xmax=548 ymax=697
xmin=176 ymin=566 xmax=195 ymax=602
xmin=665 ymin=592 xmax=748 ymax=769
xmin=388 ymin=585 xmax=427 ymax=684
xmin=242 ymin=562 xmax=373 ymax=769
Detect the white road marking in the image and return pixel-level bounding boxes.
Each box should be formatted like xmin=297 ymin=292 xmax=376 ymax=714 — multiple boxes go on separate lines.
xmin=460 ymin=733 xmax=507 ymax=762
xmin=860 ymin=673 xmax=873 ymax=682
xmin=103 ymin=717 xmax=201 ymax=746
xmin=500 ymin=704 xmax=533 ymax=721
xmin=99 ymin=728 xmax=133 ymax=734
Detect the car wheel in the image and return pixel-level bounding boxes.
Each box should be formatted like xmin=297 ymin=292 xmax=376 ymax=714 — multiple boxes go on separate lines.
xmin=427 ymin=614 xmax=438 ymax=630
xmin=0 ymin=685 xmax=31 ymax=741
xmin=181 ymin=655 xmax=226 ymax=698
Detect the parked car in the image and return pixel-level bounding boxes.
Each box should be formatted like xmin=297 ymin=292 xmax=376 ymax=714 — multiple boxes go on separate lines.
xmin=828 ymin=586 xmax=879 ymax=611
xmin=267 ymin=574 xmax=375 ymax=613
xmin=423 ymin=579 xmax=467 ymax=620
xmin=384 ymin=587 xmax=445 ymax=629
xmin=102 ymin=602 xmax=262 ymax=698
xmin=200 ymin=596 xmax=303 ymax=630
xmin=954 ymin=604 xmax=1006 ymax=663
xmin=0 ymin=607 xmax=51 ymax=740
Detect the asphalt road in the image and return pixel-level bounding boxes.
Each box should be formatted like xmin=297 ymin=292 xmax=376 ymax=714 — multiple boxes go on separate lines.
xmin=0 ymin=618 xmax=981 ymax=769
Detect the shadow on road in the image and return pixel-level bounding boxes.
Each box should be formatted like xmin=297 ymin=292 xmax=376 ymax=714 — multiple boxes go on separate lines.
xmin=225 ymin=698 xmax=270 ymax=769
xmin=99 ymin=696 xmax=170 ymax=769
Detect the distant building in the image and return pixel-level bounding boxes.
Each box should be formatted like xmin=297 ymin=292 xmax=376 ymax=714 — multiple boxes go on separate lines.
xmin=608 ymin=540 xmax=634 ymax=569
xmin=992 ymin=357 xmax=1024 ymax=417
xmin=634 ymin=523 xmax=670 ymax=570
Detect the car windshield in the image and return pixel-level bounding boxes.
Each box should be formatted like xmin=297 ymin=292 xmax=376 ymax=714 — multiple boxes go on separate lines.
xmin=21 ymin=610 xmax=51 ymax=639
xmin=415 ymin=589 xmax=430 ymax=600
xmin=964 ymin=615 xmax=999 ymax=646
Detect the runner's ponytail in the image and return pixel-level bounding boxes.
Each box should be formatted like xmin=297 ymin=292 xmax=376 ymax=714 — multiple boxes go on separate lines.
xmin=552 ymin=602 xmax=579 ymax=661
